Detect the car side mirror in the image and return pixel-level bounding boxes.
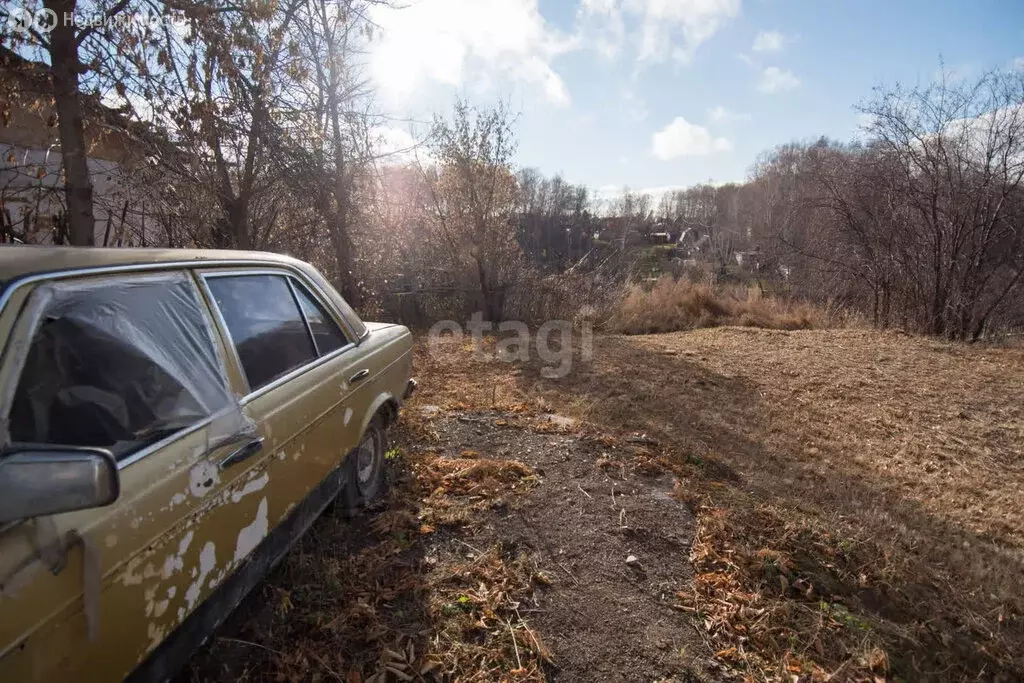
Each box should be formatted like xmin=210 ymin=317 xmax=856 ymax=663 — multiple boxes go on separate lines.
xmin=0 ymin=447 xmax=119 ymax=524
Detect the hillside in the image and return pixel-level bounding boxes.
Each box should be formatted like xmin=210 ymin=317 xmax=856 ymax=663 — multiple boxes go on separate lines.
xmin=182 ymin=328 xmax=1024 ymax=682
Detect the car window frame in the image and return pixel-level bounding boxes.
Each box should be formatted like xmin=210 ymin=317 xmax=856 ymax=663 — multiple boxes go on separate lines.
xmin=0 ymin=269 xmax=236 ymax=472
xmin=202 ymin=271 xmax=321 ymax=392
xmin=286 ymin=276 xmax=352 ymax=357
xmin=196 ymin=267 xmax=357 ymax=403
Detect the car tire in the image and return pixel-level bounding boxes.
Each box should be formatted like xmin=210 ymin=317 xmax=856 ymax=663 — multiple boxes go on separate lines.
xmin=338 ymin=415 xmax=386 ymax=517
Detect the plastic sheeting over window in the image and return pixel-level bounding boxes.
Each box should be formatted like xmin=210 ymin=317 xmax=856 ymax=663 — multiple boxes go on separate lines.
xmin=2 ymin=272 xmax=249 ymax=462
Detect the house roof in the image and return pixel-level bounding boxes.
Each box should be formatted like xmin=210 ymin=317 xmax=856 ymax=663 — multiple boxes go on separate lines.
xmin=0 ymin=46 xmax=173 ymax=158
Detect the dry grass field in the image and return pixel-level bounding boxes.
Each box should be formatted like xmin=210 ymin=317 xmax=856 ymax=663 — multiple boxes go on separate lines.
xmin=182 ymin=328 xmax=1024 ymax=682
xmin=585 ymin=328 xmax=1024 ymax=681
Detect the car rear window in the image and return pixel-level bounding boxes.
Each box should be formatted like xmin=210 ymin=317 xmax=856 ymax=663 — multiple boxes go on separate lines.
xmin=291 ymin=281 xmax=350 ymax=355
xmin=304 ymin=268 xmax=367 ymax=340
xmin=6 ymin=273 xmax=235 ymax=462
xmin=205 ymin=274 xmax=319 ymax=392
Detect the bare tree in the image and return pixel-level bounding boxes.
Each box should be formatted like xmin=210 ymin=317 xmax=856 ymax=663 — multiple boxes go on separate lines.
xmin=859 ymin=69 xmax=1024 ymax=338
xmin=424 ymin=100 xmax=521 ymax=321
xmin=277 ymin=0 xmax=386 ymax=307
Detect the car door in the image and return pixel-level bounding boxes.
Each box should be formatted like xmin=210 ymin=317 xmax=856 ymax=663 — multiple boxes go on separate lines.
xmin=196 ymin=267 xmax=371 ymax=516
xmin=0 ymin=269 xmax=276 ymax=682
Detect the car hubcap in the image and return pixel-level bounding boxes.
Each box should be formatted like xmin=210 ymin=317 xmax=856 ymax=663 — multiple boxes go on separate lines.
xmin=356 ymin=431 xmax=379 ymax=486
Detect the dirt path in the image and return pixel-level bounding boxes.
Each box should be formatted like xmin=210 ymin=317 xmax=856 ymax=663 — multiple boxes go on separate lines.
xmin=181 ymin=406 xmax=711 ymax=683
xmin=420 ymin=410 xmax=705 ymax=681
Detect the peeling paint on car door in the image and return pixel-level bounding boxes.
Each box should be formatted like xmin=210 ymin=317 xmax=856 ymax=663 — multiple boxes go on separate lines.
xmin=197 ymin=267 xmax=369 ymax=538
xmin=0 ymin=271 xmax=275 ymax=682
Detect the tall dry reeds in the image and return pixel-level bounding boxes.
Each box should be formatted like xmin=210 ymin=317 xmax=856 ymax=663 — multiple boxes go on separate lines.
xmin=605 ymin=276 xmax=829 ymax=334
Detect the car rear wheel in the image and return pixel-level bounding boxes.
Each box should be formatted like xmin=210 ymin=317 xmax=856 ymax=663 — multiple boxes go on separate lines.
xmin=339 ymin=416 xmax=385 ymax=516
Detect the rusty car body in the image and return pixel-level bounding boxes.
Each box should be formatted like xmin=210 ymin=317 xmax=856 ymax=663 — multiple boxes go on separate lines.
xmin=0 ymin=247 xmax=414 ymax=682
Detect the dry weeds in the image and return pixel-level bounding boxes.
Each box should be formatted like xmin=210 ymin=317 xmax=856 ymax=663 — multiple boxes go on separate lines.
xmin=414 ymin=327 xmax=1024 ymax=681
xmin=181 ymin=418 xmax=550 ymax=683
xmin=641 ymin=328 xmax=1024 ymax=681
xmin=605 ymin=276 xmax=831 ymax=334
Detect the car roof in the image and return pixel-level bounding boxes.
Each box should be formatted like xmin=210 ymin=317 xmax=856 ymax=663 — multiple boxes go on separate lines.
xmin=0 ymin=246 xmax=308 ymax=284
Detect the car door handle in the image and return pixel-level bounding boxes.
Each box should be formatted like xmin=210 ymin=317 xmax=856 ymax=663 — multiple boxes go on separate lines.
xmin=219 ymin=437 xmax=265 ymax=470
xmin=349 ymin=369 xmax=370 ymax=383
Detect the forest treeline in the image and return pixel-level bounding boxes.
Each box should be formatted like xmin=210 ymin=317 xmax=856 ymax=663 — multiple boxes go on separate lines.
xmin=1 ymin=1 xmax=1022 ymax=339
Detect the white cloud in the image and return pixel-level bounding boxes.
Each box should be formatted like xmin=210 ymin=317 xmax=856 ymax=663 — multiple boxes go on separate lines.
xmin=589 ymin=183 xmax=628 ymax=213
xmin=757 ymin=66 xmax=800 ymax=93
xmin=581 ymin=0 xmax=618 ymax=11
xmin=638 ymin=184 xmax=688 ymax=204
xmin=577 ymin=0 xmax=625 ymax=58
xmin=752 ymin=30 xmax=785 ymax=52
xmin=579 ymin=0 xmax=741 ymax=64
xmin=368 ymin=0 xmax=574 ymax=107
xmin=943 ymin=103 xmax=1024 ymax=157
xmin=651 ymin=117 xmax=732 ymax=160
xmin=637 ymin=0 xmax=742 ymax=63
xmin=595 ymin=183 xmax=626 ymax=200
xmin=708 ymin=105 xmax=751 ymax=123
xmin=639 ymin=184 xmax=688 ymax=195
xmin=1012 ymin=57 xmax=1024 ymax=72
xmin=372 ymin=126 xmax=425 ymax=163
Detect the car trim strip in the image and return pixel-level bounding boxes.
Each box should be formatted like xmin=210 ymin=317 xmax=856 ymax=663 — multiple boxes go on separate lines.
xmin=286 ymin=276 xmax=322 ymax=357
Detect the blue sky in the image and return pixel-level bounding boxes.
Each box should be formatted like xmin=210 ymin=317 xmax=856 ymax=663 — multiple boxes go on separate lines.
xmin=367 ymin=0 xmax=1023 ymax=198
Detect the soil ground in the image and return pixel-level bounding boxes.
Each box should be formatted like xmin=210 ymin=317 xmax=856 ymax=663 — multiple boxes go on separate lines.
xmin=180 ymin=328 xmax=1024 ymax=683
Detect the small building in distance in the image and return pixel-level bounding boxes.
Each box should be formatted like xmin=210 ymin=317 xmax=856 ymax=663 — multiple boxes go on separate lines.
xmin=1 ymin=47 xmax=166 ymax=246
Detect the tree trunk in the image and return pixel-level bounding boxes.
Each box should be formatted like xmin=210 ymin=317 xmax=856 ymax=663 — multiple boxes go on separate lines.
xmin=331 ymin=167 xmax=361 ymax=309
xmin=46 ymin=0 xmax=95 ymax=246
xmin=329 ymin=155 xmax=359 ymax=306
xmin=329 ymin=218 xmax=360 ymax=308
xmin=476 ymin=256 xmax=505 ymax=321
xmin=227 ymin=198 xmax=250 ymax=250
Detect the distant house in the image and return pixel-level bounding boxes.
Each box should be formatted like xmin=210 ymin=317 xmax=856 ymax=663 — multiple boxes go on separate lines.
xmin=594 ymin=216 xmax=626 ymax=241
xmin=734 ymin=250 xmax=768 ymax=272
xmin=675 ymin=227 xmax=710 ymax=258
xmin=0 ymin=47 xmax=166 ymax=245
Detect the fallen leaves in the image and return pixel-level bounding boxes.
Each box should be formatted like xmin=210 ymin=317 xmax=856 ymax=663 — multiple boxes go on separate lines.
xmin=415 ymin=454 xmax=537 ymax=528
xmin=428 ymin=545 xmax=552 ymax=681
xmin=185 ymin=436 xmax=550 ymax=683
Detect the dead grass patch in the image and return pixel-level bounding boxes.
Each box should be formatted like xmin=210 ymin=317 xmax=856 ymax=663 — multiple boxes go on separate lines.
xmin=411 ymin=336 xmax=534 ymax=413
xmin=411 ymin=328 xmax=1024 ymax=681
xmin=415 ymin=454 xmax=537 ymax=527
xmin=428 ymin=545 xmax=553 ymax=680
xmin=186 ymin=328 xmax=1023 ymax=683
xmin=606 ymin=276 xmax=830 ymax=334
